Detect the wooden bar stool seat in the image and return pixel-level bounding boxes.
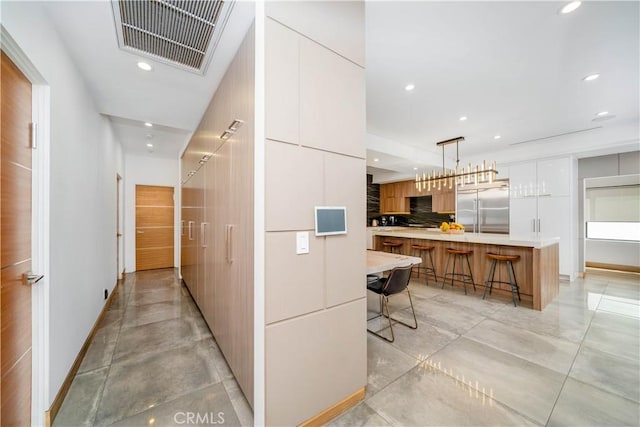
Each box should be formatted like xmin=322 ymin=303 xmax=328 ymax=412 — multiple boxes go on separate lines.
xmin=441 ymin=248 xmax=476 ymax=294
xmin=382 ymin=241 xmax=403 ymax=254
xmin=410 ymin=244 xmax=437 ymax=286
xmin=483 ymin=253 xmax=521 ymax=306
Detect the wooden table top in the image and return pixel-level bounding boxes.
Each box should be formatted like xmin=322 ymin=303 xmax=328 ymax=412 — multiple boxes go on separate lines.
xmin=367 ymin=250 xmax=422 ymax=275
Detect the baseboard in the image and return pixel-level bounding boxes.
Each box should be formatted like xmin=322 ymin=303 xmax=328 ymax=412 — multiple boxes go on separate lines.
xmin=298 ymin=387 xmax=365 ymax=427
xmin=586 ymin=262 xmax=640 ymax=274
xmin=45 ymin=280 xmax=122 ymax=426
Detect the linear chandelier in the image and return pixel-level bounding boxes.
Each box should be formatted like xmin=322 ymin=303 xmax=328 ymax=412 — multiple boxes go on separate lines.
xmin=415 ymin=136 xmax=498 ymax=192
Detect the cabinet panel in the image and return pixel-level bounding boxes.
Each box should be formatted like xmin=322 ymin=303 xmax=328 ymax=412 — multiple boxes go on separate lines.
xmin=432 ymin=189 xmax=455 ymax=213
xmin=299 ymin=37 xmax=365 ymax=158
xmin=508 ymin=161 xmax=537 ymax=199
xmin=212 ymin=141 xmax=231 ymax=356
xmin=265 ymin=141 xmax=323 ymax=231
xmin=509 ymin=198 xmax=537 ymax=235
xmin=537 ymin=158 xmax=570 ymax=196
xmin=538 ymin=196 xmax=572 ymax=276
xmin=266 ymin=18 xmax=299 ymax=144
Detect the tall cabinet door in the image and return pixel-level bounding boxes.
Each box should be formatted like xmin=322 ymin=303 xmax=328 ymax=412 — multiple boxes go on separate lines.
xmin=213 ymin=142 xmax=232 ymax=350
xmin=202 ymin=159 xmax=215 ymax=329
xmin=194 ymin=169 xmax=205 ymax=305
xmin=229 ymin=126 xmax=254 ymax=406
xmin=181 ymin=177 xmax=196 ymax=293
xmin=538 ymin=196 xmax=572 ymax=275
xmin=510 ymin=197 xmax=537 ymax=235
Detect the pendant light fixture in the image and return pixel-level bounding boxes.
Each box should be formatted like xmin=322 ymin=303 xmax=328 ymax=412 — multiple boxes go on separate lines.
xmin=415 ymin=136 xmax=498 ymax=192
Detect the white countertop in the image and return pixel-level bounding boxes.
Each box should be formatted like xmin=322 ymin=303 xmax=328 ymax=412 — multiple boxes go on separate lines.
xmin=372 ymin=228 xmax=559 ymax=248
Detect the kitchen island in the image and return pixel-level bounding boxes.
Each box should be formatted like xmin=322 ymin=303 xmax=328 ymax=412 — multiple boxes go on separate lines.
xmin=373 ymin=229 xmax=560 ymax=310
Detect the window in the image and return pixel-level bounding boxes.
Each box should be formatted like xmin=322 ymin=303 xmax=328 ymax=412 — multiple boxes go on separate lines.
xmin=585 ymin=184 xmax=640 ymax=242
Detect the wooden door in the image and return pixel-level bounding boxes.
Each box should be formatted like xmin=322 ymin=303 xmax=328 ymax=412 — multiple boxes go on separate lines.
xmin=1 ymin=50 xmax=33 ymax=426
xmin=135 ymin=185 xmax=174 ymax=271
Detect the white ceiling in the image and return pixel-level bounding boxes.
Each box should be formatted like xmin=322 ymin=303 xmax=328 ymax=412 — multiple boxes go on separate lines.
xmin=41 ymin=0 xmax=254 ymax=159
xmin=366 ymin=1 xmax=639 ymax=181
xmin=38 ymin=1 xmax=639 ymax=170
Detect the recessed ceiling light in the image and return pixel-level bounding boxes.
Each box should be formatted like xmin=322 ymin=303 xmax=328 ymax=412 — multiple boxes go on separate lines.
xmin=459 ymin=116 xmax=468 ymax=121
xmin=560 ymin=1 xmax=581 ymax=14
xmin=144 ymin=122 xmax=153 ymax=127
xmin=145 ymin=134 xmax=153 ymax=139
xmin=146 ymin=143 xmax=153 ymax=148
xmin=494 ymin=135 xmax=501 ymax=140
xmin=596 ymin=111 xmax=609 ymax=116
xmin=137 ymin=61 xmax=152 ymax=71
xmin=405 ymin=84 xmax=415 ymax=92
xmin=583 ymin=73 xmax=600 ymax=82
xmin=413 ymin=167 xmax=418 ymax=170
xmin=373 ymin=158 xmax=379 ymax=162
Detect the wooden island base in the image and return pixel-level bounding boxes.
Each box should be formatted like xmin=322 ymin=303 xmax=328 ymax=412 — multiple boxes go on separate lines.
xmin=374 ymin=235 xmax=559 ymax=310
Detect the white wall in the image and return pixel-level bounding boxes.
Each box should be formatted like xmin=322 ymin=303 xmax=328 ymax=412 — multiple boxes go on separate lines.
xmin=123 ymin=154 xmax=179 ymax=272
xmin=1 ymin=1 xmax=124 ymax=408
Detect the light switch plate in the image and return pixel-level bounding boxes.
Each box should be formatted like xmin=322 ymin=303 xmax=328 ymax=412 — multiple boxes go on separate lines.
xmin=296 ymin=231 xmax=309 ymax=254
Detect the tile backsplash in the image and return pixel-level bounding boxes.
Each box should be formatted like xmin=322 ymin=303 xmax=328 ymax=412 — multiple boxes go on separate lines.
xmin=366 ymin=175 xmax=451 ymax=226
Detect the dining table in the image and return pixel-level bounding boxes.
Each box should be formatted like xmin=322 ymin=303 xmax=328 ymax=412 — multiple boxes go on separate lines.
xmin=366 ymin=250 xmax=422 ymax=275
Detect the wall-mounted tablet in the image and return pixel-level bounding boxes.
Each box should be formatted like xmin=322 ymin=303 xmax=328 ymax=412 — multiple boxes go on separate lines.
xmin=315 ymin=206 xmax=347 ymax=236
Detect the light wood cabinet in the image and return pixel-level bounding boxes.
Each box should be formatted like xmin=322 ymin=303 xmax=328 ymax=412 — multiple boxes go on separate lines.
xmin=432 ymin=188 xmax=455 ymax=213
xmin=180 ymin=27 xmax=254 ymax=407
xmin=379 ymin=180 xmax=453 ymax=213
xmin=379 ymin=181 xmax=410 ymax=214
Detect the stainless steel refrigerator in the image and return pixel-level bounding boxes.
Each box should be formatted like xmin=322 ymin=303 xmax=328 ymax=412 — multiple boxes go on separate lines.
xmin=456 ymin=180 xmax=510 ymax=233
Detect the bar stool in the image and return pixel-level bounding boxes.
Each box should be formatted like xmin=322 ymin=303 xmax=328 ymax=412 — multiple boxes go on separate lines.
xmin=483 ymin=253 xmax=521 ymax=306
xmin=382 ymin=241 xmax=403 ymax=254
xmin=441 ymin=248 xmax=476 ymax=295
xmin=410 ymin=244 xmax=437 ymax=286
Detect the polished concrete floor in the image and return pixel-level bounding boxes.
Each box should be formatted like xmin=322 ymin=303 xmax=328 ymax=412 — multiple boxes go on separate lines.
xmin=54 ymin=268 xmax=253 ymax=427
xmin=55 ymin=268 xmax=639 ymax=426
xmin=331 ymin=269 xmax=640 ymax=427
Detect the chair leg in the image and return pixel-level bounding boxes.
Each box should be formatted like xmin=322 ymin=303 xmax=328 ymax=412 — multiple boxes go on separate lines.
xmin=387 ymin=289 xmax=418 ymax=330
xmin=507 ymin=260 xmax=521 ymax=307
xmin=482 ymin=259 xmax=496 ymax=300
xmin=441 ymin=254 xmax=451 ymax=288
xmin=459 ymin=255 xmax=468 ymax=295
xmin=367 ymin=295 xmax=395 ymax=342
xmin=465 ymin=254 xmax=476 ymax=292
xmin=509 ymin=261 xmax=521 ymax=302
xmin=427 ymin=250 xmax=437 ymax=286
xmin=450 ymin=255 xmax=457 ymax=288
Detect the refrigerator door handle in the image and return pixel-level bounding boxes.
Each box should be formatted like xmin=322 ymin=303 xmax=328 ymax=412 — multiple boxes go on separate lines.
xmin=532 ymin=218 xmax=536 ymax=233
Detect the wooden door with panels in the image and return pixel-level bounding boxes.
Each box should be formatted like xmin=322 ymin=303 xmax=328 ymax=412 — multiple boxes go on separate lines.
xmin=1 ymin=50 xmax=37 ymax=426
xmin=135 ymin=185 xmax=175 ymax=271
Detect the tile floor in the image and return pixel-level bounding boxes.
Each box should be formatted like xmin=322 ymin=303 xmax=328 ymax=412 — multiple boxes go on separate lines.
xmin=54 ymin=268 xmax=253 ymax=427
xmin=331 ymin=269 xmax=640 ymax=427
xmin=55 ymin=268 xmax=639 ymax=427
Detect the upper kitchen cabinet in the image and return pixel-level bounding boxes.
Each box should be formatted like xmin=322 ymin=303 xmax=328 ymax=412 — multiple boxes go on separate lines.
xmin=379 ymin=182 xmax=409 ymax=214
xmin=509 ymin=157 xmax=571 ymax=198
xmin=537 ymin=158 xmax=571 ymax=196
xmin=432 ymin=188 xmax=455 ymax=213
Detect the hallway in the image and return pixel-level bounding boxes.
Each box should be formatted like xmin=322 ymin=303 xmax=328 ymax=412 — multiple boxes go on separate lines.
xmin=54 ymin=269 xmax=253 ymax=427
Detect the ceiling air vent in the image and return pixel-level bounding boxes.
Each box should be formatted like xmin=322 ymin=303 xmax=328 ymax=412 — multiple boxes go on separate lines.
xmin=112 ymin=0 xmax=232 ymax=74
